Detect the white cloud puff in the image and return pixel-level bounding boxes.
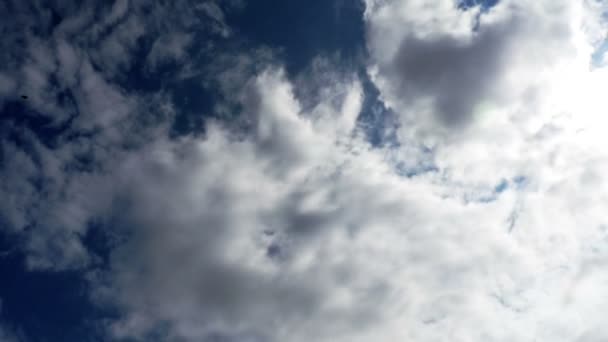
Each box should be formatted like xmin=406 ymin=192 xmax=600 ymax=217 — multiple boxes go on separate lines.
xmin=92 ymin=61 xmax=608 ymax=341
xmin=361 ymin=0 xmax=608 ymax=340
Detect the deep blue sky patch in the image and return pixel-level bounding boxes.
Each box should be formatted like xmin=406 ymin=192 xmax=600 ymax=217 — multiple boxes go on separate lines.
xmin=0 ymin=232 xmax=104 ymax=342
xmin=226 ymin=0 xmax=366 ymax=76
xmin=458 ymin=0 xmax=500 ymax=11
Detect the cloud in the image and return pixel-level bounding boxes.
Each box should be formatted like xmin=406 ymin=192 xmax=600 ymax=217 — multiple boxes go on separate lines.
xmin=196 ymin=1 xmax=232 ymax=37
xmin=360 ymin=0 xmax=608 ymax=340
xmin=145 ymin=32 xmax=194 ymax=71
xmin=367 ymin=0 xmax=583 ymax=138
xmin=86 ymin=64 xmax=597 ymax=342
xmin=92 ymin=69 xmax=374 ymax=342
xmin=0 ymin=0 xmax=232 ymax=270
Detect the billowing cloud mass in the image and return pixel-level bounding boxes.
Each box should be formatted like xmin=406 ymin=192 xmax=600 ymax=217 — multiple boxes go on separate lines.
xmin=2 ymin=0 xmax=608 ymax=341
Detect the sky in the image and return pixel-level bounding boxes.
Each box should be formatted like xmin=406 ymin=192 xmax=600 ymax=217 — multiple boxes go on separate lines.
xmin=1 ymin=0 xmax=608 ymax=341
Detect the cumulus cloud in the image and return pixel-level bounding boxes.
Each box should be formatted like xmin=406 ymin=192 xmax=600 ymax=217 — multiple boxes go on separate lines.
xmin=361 ymin=0 xmax=608 ymax=340
xmin=368 ymin=0 xmax=582 ymax=137
xmin=92 ymin=69 xmax=372 ymax=342
xmin=93 ymin=63 xmax=608 ymax=342
xmin=92 ymin=61 xmax=608 ymax=341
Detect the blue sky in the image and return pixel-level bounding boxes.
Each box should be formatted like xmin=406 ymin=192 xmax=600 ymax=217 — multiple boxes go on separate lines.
xmin=2 ymin=0 xmax=608 ymax=341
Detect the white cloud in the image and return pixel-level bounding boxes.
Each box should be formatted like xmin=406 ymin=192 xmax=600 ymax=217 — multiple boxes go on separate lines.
xmin=362 ymin=0 xmax=608 ymax=340
xmin=85 ymin=64 xmax=595 ymax=341
xmin=95 ymin=70 xmax=374 ymax=341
